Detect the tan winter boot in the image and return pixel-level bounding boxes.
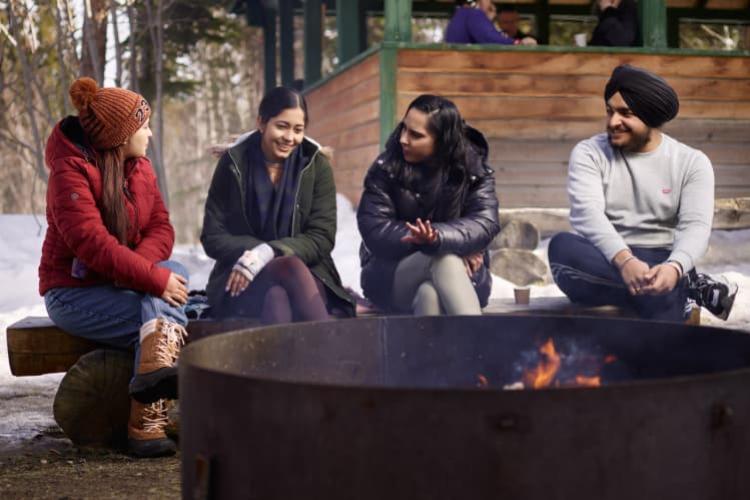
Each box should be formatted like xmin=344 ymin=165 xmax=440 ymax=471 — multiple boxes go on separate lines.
xmin=129 ymin=318 xmax=188 ymax=403
xmin=127 ymin=398 xmax=177 ymax=458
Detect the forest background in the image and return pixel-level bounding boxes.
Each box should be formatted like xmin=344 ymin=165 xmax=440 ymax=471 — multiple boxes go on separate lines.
xmin=1 ymin=0 xmax=746 ymax=244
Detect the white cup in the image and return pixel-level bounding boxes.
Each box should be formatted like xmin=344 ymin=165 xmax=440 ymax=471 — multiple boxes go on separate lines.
xmin=574 ymin=33 xmax=588 ymax=47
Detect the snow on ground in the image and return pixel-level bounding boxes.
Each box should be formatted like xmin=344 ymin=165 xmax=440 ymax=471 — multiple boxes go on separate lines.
xmin=1 ymin=198 xmax=749 ymax=448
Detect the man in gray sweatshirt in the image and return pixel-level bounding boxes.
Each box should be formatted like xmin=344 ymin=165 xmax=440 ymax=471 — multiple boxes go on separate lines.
xmin=548 ymin=64 xmax=736 ymax=322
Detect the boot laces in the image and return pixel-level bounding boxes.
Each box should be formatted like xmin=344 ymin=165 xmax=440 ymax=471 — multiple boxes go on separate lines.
xmin=142 ymin=399 xmax=169 ymax=434
xmin=155 ymin=320 xmax=188 ymax=365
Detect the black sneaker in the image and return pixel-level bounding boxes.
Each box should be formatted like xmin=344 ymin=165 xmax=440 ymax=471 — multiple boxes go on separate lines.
xmin=687 ymin=272 xmax=738 ymax=321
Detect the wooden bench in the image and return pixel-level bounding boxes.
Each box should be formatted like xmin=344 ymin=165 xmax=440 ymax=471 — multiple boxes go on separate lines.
xmin=6 ymin=301 xmax=698 ymax=448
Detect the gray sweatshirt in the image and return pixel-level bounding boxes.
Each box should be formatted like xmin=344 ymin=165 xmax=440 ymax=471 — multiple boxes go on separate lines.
xmin=568 ymin=132 xmax=714 ymax=273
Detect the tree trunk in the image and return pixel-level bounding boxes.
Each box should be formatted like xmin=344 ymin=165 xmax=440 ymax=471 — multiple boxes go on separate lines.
xmin=111 ymin=0 xmax=123 ymax=87
xmin=127 ymin=3 xmax=139 ymax=92
xmin=80 ymin=0 xmax=108 ymax=82
xmin=144 ymin=0 xmax=169 ymax=206
xmin=52 ymin=0 xmax=73 ymax=115
xmin=6 ymin=2 xmax=47 ymax=183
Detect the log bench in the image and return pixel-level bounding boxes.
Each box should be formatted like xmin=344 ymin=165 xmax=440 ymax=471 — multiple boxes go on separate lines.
xmin=6 ymin=317 xmax=254 ymax=448
xmin=6 ymin=300 xmax=698 ymax=448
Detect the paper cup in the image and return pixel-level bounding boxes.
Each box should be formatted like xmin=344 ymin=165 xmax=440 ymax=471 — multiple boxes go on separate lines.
xmin=574 ymin=33 xmax=588 ymax=47
xmin=514 ymin=287 xmax=530 ymax=305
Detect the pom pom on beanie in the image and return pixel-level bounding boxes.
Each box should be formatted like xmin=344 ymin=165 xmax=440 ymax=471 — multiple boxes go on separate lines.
xmin=69 ymin=77 xmax=99 ymax=112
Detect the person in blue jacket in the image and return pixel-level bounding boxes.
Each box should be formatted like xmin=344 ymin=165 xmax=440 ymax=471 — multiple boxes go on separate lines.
xmin=445 ymin=0 xmax=516 ymax=45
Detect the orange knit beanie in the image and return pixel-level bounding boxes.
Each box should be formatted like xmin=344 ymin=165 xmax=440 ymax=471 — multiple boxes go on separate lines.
xmin=69 ymin=77 xmax=151 ymax=150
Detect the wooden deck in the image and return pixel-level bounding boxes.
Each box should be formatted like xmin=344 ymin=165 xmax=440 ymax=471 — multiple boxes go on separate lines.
xmin=305 ymin=45 xmax=750 ymax=208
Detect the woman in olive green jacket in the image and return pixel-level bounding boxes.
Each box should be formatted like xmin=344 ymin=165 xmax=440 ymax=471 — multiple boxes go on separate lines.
xmin=201 ymin=87 xmax=355 ymax=323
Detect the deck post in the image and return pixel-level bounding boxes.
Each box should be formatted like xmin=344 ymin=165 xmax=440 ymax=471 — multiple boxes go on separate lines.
xmin=639 ymin=0 xmax=668 ymax=48
xmin=262 ymin=4 xmax=278 ymax=92
xmin=279 ymin=0 xmax=294 ymax=86
xmin=384 ymin=0 xmax=412 ymax=42
xmin=380 ymin=0 xmax=411 ymax=148
xmin=337 ymin=0 xmax=366 ymax=65
xmin=304 ymin=0 xmax=323 ymax=85
xmin=379 ymin=44 xmax=397 ymax=148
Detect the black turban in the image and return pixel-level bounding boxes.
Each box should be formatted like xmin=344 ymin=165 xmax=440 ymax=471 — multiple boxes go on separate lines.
xmin=604 ymin=64 xmax=679 ymax=128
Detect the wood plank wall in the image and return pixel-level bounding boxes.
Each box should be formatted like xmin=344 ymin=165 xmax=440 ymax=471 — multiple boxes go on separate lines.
xmin=305 ymin=53 xmax=381 ymax=205
xmin=397 ymin=49 xmax=750 ymax=208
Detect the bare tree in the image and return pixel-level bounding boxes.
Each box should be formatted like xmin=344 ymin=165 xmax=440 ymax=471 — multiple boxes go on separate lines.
xmin=143 ymin=0 xmax=170 ymax=205
xmin=111 ymin=0 xmax=123 ymax=87
xmin=126 ymin=1 xmax=139 ymax=92
xmin=6 ymin=0 xmax=46 ymax=183
xmin=81 ymin=0 xmax=108 ymax=82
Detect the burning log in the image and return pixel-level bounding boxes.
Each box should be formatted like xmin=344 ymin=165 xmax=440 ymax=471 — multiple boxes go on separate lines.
xmin=504 ymin=338 xmax=613 ymax=390
xmin=522 ymin=338 xmax=561 ymax=389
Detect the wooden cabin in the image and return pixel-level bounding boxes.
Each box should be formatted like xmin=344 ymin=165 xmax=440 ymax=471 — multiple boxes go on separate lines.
xmin=304 ymin=45 xmax=750 ymax=207
xmin=240 ymin=0 xmax=750 ymax=208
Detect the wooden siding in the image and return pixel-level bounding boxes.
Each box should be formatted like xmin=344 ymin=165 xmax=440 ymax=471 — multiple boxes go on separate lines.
xmin=397 ymin=49 xmax=750 ymax=208
xmin=305 ymin=52 xmax=381 ymax=205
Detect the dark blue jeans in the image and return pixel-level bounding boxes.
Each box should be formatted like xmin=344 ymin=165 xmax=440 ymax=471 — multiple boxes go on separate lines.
xmin=44 ymin=260 xmax=189 ymax=375
xmin=548 ymin=233 xmax=688 ymax=322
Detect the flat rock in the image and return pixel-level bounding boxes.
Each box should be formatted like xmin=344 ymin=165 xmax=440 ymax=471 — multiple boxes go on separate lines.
xmin=490 ymin=249 xmax=549 ymax=287
xmin=490 ymin=219 xmax=540 ymax=250
xmin=498 ymin=208 xmax=571 ymax=239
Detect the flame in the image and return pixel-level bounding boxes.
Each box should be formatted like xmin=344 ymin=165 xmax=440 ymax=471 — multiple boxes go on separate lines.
xmin=574 ymin=375 xmax=601 ymax=387
xmin=522 ymin=338 xmax=561 ymax=389
xmin=604 ymin=355 xmax=618 ymax=364
xmin=476 ymin=373 xmax=489 ymax=388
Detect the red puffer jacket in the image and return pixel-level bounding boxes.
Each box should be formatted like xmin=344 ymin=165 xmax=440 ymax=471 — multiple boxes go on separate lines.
xmin=38 ymin=117 xmax=173 ymax=297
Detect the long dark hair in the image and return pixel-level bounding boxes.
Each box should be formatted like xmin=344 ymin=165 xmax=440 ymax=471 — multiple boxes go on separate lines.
xmin=382 ymin=94 xmax=469 ymax=219
xmin=93 ymin=146 xmax=129 ymax=245
xmin=258 ymin=86 xmax=309 ymax=126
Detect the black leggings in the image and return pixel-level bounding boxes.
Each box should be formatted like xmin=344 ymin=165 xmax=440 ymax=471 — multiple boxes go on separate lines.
xmin=217 ymin=255 xmax=330 ymax=325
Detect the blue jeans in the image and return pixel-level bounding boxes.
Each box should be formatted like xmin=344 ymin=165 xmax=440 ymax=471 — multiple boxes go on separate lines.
xmin=548 ymin=233 xmax=689 ymax=322
xmin=44 ymin=260 xmax=189 ymax=375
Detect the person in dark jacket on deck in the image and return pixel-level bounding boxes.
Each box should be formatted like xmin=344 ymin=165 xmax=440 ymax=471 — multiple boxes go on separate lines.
xmin=40 ymin=78 xmax=189 ymax=458
xmin=589 ymin=0 xmax=639 ymax=47
xmin=357 ymin=94 xmax=501 ymax=316
xmin=201 ymin=87 xmax=355 ymax=324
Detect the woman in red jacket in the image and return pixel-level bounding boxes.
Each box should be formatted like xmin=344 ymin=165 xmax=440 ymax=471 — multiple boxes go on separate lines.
xmin=39 ymin=78 xmax=188 ymax=458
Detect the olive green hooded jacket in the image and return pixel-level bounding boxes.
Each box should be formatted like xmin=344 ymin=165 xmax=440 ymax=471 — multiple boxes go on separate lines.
xmin=201 ymin=132 xmax=355 ymax=316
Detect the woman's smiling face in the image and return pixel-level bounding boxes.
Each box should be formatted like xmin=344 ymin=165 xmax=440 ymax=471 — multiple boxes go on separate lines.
xmin=258 ymin=107 xmax=306 ymax=162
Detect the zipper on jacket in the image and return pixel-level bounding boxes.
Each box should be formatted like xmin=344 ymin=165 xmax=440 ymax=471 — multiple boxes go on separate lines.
xmin=227 ymin=151 xmax=253 ymax=233
xmin=290 ymin=149 xmax=319 ymax=236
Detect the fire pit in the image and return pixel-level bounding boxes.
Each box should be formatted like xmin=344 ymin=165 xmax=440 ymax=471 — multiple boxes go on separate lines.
xmin=180 ymin=315 xmax=750 ymax=499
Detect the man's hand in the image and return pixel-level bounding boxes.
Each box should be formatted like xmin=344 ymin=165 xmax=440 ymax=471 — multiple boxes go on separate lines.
xmin=641 ymin=264 xmax=680 ymax=295
xmin=401 ymin=218 xmax=439 ymax=246
xmin=619 ymin=258 xmax=651 ymax=296
xmin=161 ymin=272 xmax=188 ymax=306
xmin=464 ymin=252 xmax=484 ymax=277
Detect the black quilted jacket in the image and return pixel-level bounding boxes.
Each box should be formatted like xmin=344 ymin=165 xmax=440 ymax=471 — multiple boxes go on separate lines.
xmin=357 ymin=127 xmax=501 ymax=310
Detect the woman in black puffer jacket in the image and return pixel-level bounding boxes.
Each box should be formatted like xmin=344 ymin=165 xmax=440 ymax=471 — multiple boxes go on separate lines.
xmin=357 ymin=94 xmax=500 ymax=315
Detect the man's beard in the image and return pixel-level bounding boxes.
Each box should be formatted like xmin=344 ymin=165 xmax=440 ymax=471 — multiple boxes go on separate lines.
xmin=608 ymin=126 xmax=652 ymax=152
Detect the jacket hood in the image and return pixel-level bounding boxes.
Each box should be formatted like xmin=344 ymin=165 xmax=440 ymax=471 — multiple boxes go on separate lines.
xmin=45 ymin=116 xmax=93 ymax=170
xmin=228 ymin=130 xmax=322 ymax=163
xmin=464 ymin=124 xmax=489 ymax=162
